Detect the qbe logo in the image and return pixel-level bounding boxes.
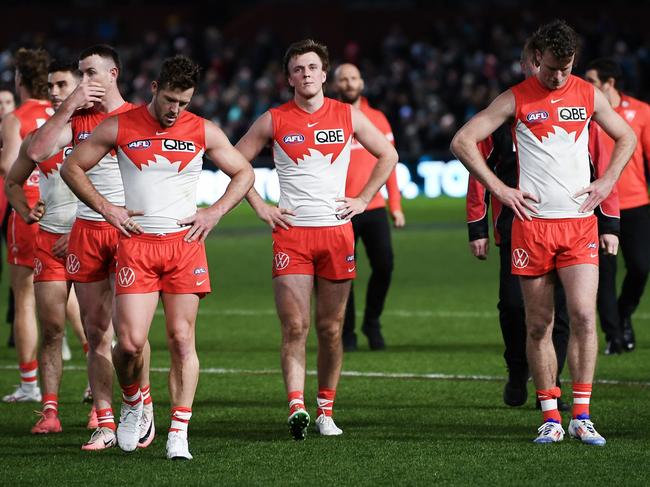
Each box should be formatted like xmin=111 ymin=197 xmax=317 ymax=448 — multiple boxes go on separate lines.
xmin=558 ymin=107 xmax=587 ymax=122
xmin=128 ymin=140 xmax=151 ymax=150
xmin=162 ymin=139 xmax=195 ymax=152
xmin=283 ymin=133 xmax=304 ymax=144
xmin=526 ymin=110 xmax=548 ymax=123
xmin=274 ymin=252 xmax=290 ymax=270
xmin=66 ymin=254 xmax=80 ymax=274
xmin=117 ymin=267 xmax=136 ymax=287
xmin=512 ymin=248 xmax=529 ymax=269
xmin=314 ymin=129 xmax=344 ymax=145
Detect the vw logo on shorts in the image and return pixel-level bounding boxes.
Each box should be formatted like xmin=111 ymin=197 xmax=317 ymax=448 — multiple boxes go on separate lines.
xmin=512 ymin=248 xmax=530 ymax=269
xmin=117 ymin=267 xmax=136 ymax=287
xmin=274 ymin=252 xmax=290 ymax=270
xmin=33 ymin=258 xmax=43 ymax=277
xmin=66 ymin=254 xmax=80 ymax=274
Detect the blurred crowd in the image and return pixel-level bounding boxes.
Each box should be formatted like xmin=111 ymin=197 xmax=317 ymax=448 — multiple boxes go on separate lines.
xmin=1 ymin=7 xmax=649 ymax=158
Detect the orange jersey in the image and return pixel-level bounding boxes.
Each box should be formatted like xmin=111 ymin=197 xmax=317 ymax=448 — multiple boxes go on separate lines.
xmin=598 ymin=93 xmax=650 ymax=210
xmin=13 ymin=99 xmax=53 ymax=202
xmin=512 ymin=75 xmax=595 ymax=218
xmin=345 ymin=97 xmax=401 ymax=212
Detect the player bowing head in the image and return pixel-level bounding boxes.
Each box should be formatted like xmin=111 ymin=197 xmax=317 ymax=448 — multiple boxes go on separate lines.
xmin=151 ymin=56 xmax=200 ymax=128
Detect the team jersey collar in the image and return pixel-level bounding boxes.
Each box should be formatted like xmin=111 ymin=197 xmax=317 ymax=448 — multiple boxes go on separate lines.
xmin=291 ymin=97 xmax=329 ymax=118
xmin=532 ymin=74 xmax=574 ymax=96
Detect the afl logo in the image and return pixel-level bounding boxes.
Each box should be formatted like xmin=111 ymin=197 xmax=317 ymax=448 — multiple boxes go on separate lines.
xmin=283 ymin=133 xmax=304 ymax=144
xmin=77 ymin=132 xmax=91 ymax=141
xmin=33 ymin=258 xmax=43 ymax=277
xmin=526 ymin=111 xmax=548 ymax=123
xmin=117 ymin=267 xmax=136 ymax=287
xmin=128 ymin=140 xmax=151 ymax=150
xmin=66 ymin=254 xmax=80 ymax=274
xmin=512 ymin=248 xmax=529 ymax=269
xmin=274 ymin=252 xmax=290 ymax=270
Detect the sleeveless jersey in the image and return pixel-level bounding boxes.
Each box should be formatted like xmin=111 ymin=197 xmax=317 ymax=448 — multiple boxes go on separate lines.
xmin=13 ymin=99 xmax=53 ymax=202
xmin=71 ymin=102 xmax=135 ymax=221
xmin=36 ymin=146 xmax=77 ymax=233
xmin=512 ymin=75 xmax=595 ymax=218
xmin=115 ymin=105 xmax=205 ymax=234
xmin=270 ymin=97 xmax=353 ymax=227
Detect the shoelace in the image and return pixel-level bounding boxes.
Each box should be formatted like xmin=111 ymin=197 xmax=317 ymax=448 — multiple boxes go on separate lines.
xmin=578 ymin=420 xmax=597 ymax=435
xmin=538 ymin=422 xmax=563 ymax=435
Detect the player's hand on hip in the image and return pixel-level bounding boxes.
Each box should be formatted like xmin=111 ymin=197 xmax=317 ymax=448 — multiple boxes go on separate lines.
xmin=178 ymin=208 xmax=221 ymax=243
xmin=336 ymin=197 xmax=367 ymax=220
xmin=574 ymin=177 xmax=615 ymax=213
xmin=599 ymin=233 xmax=619 ymax=256
xmin=103 ymin=205 xmax=144 ymax=237
xmin=51 ymin=233 xmax=70 ymax=258
xmin=391 ymin=209 xmax=406 ymax=228
xmin=469 ymin=238 xmax=489 ymax=260
xmin=26 ymin=199 xmax=45 ymax=224
xmin=256 ymin=204 xmax=294 ymax=230
xmin=494 ymin=186 xmax=538 ymax=221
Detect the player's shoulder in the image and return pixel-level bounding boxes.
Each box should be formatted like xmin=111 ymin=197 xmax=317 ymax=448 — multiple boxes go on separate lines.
xmin=270 ymin=100 xmax=296 ymax=114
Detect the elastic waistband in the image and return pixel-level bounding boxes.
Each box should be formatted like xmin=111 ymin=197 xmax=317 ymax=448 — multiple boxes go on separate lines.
xmin=528 ymin=215 xmax=596 ymax=224
xmin=74 ymin=218 xmax=114 ymax=230
xmin=121 ymin=229 xmax=189 ymax=243
xmin=278 ymin=222 xmax=352 ymax=232
xmin=38 ymin=229 xmax=65 ymax=239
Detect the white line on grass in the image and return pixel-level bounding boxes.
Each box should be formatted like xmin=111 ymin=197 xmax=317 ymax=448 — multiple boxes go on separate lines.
xmin=1 ymin=364 xmax=647 ymax=387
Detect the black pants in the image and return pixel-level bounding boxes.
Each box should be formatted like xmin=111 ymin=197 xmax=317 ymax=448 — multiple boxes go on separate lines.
xmin=598 ymin=205 xmax=650 ymax=340
xmin=499 ymin=241 xmax=569 ymax=383
xmin=343 ymin=208 xmax=394 ymax=339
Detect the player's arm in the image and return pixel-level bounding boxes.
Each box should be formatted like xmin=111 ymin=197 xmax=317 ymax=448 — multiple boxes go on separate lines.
xmin=0 ymin=113 xmax=21 ymax=177
xmin=378 ymin=116 xmax=404 ymax=227
xmin=4 ymin=133 xmax=43 ymax=223
xmin=178 ymin=120 xmax=255 ymax=243
xmin=337 ymin=107 xmax=398 ymax=219
xmin=60 ymin=116 xmax=141 ymax=237
xmin=27 ymin=82 xmax=104 ymax=162
xmin=451 ymin=90 xmax=538 ymax=221
xmin=235 ymin=111 xmax=294 ymax=229
xmin=466 ymin=136 xmax=495 ymax=260
xmin=578 ymin=89 xmax=637 ymax=212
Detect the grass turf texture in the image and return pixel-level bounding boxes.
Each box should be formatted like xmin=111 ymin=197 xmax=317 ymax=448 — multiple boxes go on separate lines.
xmin=1 ymin=197 xmax=649 ymax=485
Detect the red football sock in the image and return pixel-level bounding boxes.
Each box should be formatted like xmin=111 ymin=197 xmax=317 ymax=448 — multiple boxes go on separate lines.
xmin=19 ymin=360 xmax=38 ymax=387
xmin=169 ymin=407 xmax=192 ymax=434
xmin=537 ymin=387 xmax=562 ymax=423
xmin=572 ymin=383 xmax=592 ymax=419
xmin=42 ymin=393 xmax=58 ymax=416
xmin=121 ymin=383 xmax=141 ymax=406
xmin=96 ymin=407 xmax=116 ymax=430
xmin=288 ymin=391 xmax=305 ymax=415
xmin=316 ymin=388 xmax=336 ymax=417
xmin=141 ymin=384 xmax=153 ymax=405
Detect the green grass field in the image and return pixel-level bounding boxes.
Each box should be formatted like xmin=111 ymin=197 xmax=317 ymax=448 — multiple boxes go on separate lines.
xmin=1 ymin=197 xmax=649 ymax=486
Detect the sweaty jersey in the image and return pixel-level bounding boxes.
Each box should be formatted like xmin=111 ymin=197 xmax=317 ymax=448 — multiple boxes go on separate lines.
xmin=14 ymin=99 xmax=53 ymax=202
xmin=270 ymin=97 xmax=353 ymax=227
xmin=115 ymin=105 xmax=205 ymax=234
xmin=512 ymin=75 xmax=595 ymax=218
xmin=346 ymin=97 xmax=401 ymax=212
xmin=71 ymin=102 xmax=135 ymax=221
xmin=37 ymin=146 xmax=77 ymax=233
xmin=598 ymin=93 xmax=650 ymax=210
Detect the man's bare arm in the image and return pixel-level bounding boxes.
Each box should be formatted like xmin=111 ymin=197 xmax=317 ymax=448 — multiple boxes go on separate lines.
xmin=451 ymin=90 xmax=538 ymax=221
xmin=178 ymin=120 xmax=255 ymax=242
xmin=577 ymin=89 xmax=637 ymax=212
xmin=337 ymin=107 xmax=398 ymax=219
xmin=4 ymin=133 xmax=39 ymax=222
xmin=0 ymin=114 xmax=21 ymax=177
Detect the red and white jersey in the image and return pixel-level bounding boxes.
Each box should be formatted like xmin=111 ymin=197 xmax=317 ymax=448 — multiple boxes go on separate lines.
xmin=114 ymin=105 xmax=205 ymax=234
xmin=512 ymin=75 xmax=595 ymax=218
xmin=270 ymin=97 xmax=353 ymax=227
xmin=71 ymin=102 xmax=135 ymax=221
xmin=36 ymin=147 xmax=77 ymax=233
xmin=14 ymin=99 xmax=53 ymax=202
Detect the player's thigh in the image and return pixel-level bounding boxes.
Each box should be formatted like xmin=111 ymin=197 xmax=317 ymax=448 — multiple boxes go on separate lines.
xmin=315 ymin=277 xmax=351 ymax=325
xmin=273 ymin=274 xmax=313 ymax=326
xmin=161 ymin=293 xmax=200 ymax=342
xmin=34 ymin=281 xmax=68 ymax=328
xmin=74 ymin=279 xmax=113 ymax=325
xmin=519 ymin=273 xmax=556 ymax=325
xmin=9 ymin=263 xmax=34 ymax=301
xmin=114 ymin=292 xmax=159 ymax=349
xmin=557 ymin=264 xmax=598 ymax=321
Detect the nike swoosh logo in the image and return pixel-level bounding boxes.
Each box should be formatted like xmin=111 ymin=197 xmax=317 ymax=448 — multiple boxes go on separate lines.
xmin=196 ymin=279 xmax=207 ymax=286
xmin=590 ymin=253 xmax=598 ymax=258
xmin=347 ymin=267 xmax=355 ymax=273
xmin=156 ymin=131 xmax=168 ymax=135
xmin=307 ymin=122 xmax=319 ymax=127
xmin=139 ymin=421 xmax=153 ymax=443
xmin=550 ymin=98 xmax=563 ymax=104
xmin=104 ymin=439 xmax=114 ymax=447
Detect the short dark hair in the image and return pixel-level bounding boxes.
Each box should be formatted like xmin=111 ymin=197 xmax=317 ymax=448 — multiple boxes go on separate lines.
xmin=531 ymin=19 xmax=580 ymax=60
xmin=79 ymin=44 xmax=121 ymax=72
xmin=48 ymin=59 xmax=81 ymax=78
xmin=157 ymin=55 xmax=200 ymax=91
xmin=585 ymin=58 xmax=622 ymax=84
xmin=14 ymin=48 xmax=50 ymax=99
xmin=283 ymin=39 xmax=329 ymax=76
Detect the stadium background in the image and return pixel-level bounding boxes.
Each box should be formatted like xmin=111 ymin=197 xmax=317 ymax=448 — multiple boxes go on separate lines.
xmin=1 ymin=1 xmax=649 ymax=485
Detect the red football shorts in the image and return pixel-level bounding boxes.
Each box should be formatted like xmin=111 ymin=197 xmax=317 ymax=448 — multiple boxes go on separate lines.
xmin=114 ymin=230 xmax=210 ymax=297
xmin=272 ymin=223 xmax=356 ymax=280
xmin=510 ymin=216 xmax=599 ymax=276
xmin=7 ymin=209 xmax=39 ymax=268
xmin=34 ymin=230 xmax=67 ymax=282
xmin=65 ymin=218 xmax=119 ymax=282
